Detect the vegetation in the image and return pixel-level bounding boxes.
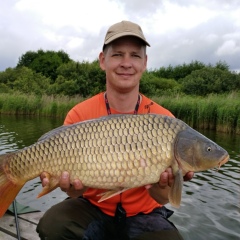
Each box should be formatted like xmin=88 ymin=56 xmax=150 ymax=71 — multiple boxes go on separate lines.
xmin=0 ymin=92 xmax=239 ymax=134
xmin=153 ymin=92 xmax=240 ymax=134
xmin=0 ymin=50 xmax=239 ymax=134
xmin=0 ymin=93 xmax=84 ymax=118
xmin=1 ymin=50 xmax=239 ymax=97
xmin=17 ymin=49 xmax=71 ymax=82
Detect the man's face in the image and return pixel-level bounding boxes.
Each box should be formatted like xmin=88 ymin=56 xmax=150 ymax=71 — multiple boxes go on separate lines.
xmin=99 ymin=36 xmax=147 ymax=93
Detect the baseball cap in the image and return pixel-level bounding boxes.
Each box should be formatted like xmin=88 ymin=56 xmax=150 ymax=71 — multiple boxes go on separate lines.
xmin=103 ymin=20 xmax=150 ymax=49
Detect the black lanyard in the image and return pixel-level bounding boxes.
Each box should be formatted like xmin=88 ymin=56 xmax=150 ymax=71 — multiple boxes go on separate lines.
xmin=104 ymin=93 xmax=140 ymax=115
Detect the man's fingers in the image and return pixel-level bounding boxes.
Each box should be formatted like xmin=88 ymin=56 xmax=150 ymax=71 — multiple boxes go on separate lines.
xmin=183 ymin=171 xmax=194 ymax=181
xmin=40 ymin=172 xmax=49 ymax=187
xmin=158 ymin=171 xmax=169 ymax=188
xmin=60 ymin=171 xmax=71 ymax=191
xmin=165 ymin=167 xmax=173 ymax=175
xmin=72 ymin=179 xmax=84 ymax=190
xmin=41 ymin=178 xmax=48 ymax=187
xmin=40 ymin=172 xmax=45 ymax=182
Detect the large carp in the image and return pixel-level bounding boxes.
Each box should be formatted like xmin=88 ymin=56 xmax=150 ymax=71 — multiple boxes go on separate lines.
xmin=0 ymin=114 xmax=229 ymax=217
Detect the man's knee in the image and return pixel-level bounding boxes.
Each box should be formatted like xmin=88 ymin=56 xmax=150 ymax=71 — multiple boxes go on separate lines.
xmin=36 ymin=198 xmax=97 ymax=239
xmin=37 ymin=218 xmax=85 ymax=240
xmin=36 ymin=207 xmax=82 ymax=240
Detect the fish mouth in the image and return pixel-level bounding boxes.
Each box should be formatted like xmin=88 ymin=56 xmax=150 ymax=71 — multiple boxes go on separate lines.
xmin=217 ymin=155 xmax=229 ymax=170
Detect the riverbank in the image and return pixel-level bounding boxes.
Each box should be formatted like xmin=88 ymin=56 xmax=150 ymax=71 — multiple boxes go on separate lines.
xmin=0 ymin=92 xmax=239 ymax=134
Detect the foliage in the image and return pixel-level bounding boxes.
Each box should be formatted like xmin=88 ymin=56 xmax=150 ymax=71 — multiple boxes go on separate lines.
xmin=140 ymin=72 xmax=180 ymax=96
xmin=0 ymin=67 xmax=50 ymax=95
xmin=0 ymin=92 xmax=239 ymax=134
xmin=180 ymin=67 xmax=240 ymax=96
xmin=152 ymin=60 xmax=231 ymax=82
xmin=1 ymin=50 xmax=239 ymax=97
xmin=50 ymin=60 xmax=106 ymax=96
xmin=17 ymin=49 xmax=71 ymax=82
xmin=152 ymin=92 xmax=240 ymax=134
xmin=152 ymin=60 xmax=206 ymax=80
xmin=1 ymin=50 xmax=239 ymax=133
xmin=0 ymin=93 xmax=84 ymax=118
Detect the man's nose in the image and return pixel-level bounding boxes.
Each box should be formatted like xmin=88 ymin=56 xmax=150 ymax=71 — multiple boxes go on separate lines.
xmin=120 ymin=55 xmax=132 ymax=68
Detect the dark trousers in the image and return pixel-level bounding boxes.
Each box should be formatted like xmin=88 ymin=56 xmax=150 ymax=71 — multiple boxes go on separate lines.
xmin=36 ymin=197 xmax=184 ymax=240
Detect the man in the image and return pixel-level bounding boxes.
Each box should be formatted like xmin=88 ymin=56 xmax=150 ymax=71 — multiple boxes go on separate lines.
xmin=37 ymin=20 xmax=193 ymax=239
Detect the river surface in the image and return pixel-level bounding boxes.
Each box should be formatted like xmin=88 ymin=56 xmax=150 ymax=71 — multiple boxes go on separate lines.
xmin=0 ymin=115 xmax=239 ymax=240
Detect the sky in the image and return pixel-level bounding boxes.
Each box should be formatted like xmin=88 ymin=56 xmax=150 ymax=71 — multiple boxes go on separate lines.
xmin=0 ymin=0 xmax=240 ymax=72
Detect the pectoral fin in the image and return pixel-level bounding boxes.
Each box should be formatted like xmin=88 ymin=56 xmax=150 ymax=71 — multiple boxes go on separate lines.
xmin=97 ymin=188 xmax=130 ymax=202
xmin=37 ymin=172 xmax=59 ymax=198
xmin=169 ymin=169 xmax=183 ymax=208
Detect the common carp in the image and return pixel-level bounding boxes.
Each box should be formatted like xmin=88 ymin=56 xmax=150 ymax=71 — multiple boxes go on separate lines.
xmin=0 ymin=114 xmax=229 ymax=217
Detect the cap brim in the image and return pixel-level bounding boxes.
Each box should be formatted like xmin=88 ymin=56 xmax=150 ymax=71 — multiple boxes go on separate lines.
xmin=104 ymin=32 xmax=150 ymax=47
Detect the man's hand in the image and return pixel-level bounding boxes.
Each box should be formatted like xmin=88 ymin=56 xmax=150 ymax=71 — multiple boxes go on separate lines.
xmin=158 ymin=167 xmax=175 ymax=188
xmin=40 ymin=171 xmax=86 ymax=198
xmin=147 ymin=168 xmax=194 ymax=205
xmin=156 ymin=168 xmax=194 ymax=188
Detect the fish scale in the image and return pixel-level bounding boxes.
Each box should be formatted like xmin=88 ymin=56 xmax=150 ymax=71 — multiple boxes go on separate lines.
xmin=9 ymin=115 xmax=177 ymax=185
xmin=0 ymin=114 xmax=229 ymax=217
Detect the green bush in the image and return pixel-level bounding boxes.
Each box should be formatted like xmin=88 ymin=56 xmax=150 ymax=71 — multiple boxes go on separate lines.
xmin=17 ymin=50 xmax=72 ymax=82
xmin=140 ymin=72 xmax=180 ymax=96
xmin=180 ymin=67 xmax=240 ymax=95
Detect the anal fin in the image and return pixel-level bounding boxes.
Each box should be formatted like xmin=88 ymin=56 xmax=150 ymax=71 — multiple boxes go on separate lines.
xmin=97 ymin=188 xmax=130 ymax=202
xmin=37 ymin=172 xmax=59 ymax=198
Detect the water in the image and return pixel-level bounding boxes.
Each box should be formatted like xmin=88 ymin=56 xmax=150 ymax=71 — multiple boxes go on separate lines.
xmin=0 ymin=115 xmax=239 ymax=240
xmin=168 ymin=130 xmax=240 ymax=240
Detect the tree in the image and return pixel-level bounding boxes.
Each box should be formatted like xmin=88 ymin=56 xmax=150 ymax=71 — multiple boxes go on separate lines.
xmin=0 ymin=67 xmax=19 ymax=86
xmin=17 ymin=51 xmax=39 ymax=68
xmin=152 ymin=61 xmax=206 ymax=81
xmin=0 ymin=83 xmax=10 ymax=93
xmin=48 ymin=76 xmax=79 ymax=96
xmin=55 ymin=60 xmax=105 ymax=96
xmin=0 ymin=67 xmax=50 ymax=95
xmin=181 ymin=67 xmax=240 ymax=95
xmin=214 ymin=60 xmax=229 ymax=71
xmin=140 ymin=72 xmax=180 ymax=96
xmin=17 ymin=50 xmax=72 ymax=82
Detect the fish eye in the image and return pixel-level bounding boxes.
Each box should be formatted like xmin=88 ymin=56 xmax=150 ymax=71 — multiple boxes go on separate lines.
xmin=207 ymin=147 xmax=212 ymax=152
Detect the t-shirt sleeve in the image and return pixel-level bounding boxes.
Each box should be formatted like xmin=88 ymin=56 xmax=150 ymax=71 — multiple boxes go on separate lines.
xmin=63 ymin=93 xmax=107 ymax=125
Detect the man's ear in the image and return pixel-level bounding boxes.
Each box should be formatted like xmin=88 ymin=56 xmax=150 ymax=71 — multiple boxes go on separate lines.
xmin=144 ymin=54 xmax=148 ymax=71
xmin=99 ymin=52 xmax=105 ymax=71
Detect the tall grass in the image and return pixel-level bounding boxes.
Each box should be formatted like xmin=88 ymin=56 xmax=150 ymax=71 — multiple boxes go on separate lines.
xmin=0 ymin=92 xmax=239 ymax=134
xmin=0 ymin=93 xmax=84 ymax=119
xmin=153 ymin=91 xmax=240 ymax=134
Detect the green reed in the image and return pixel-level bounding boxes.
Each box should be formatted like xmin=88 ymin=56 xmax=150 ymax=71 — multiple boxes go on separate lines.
xmin=0 ymin=92 xmax=239 ymax=134
xmin=153 ymin=92 xmax=240 ymax=134
xmin=0 ymin=93 xmax=84 ymax=119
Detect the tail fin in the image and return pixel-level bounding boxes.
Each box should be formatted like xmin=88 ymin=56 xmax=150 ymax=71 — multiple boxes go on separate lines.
xmin=0 ymin=154 xmax=25 ymax=218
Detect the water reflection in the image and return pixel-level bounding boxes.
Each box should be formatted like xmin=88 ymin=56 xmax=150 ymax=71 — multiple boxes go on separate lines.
xmin=0 ymin=115 xmax=239 ymax=240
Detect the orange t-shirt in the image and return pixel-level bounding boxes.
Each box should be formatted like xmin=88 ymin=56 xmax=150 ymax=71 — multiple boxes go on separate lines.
xmin=64 ymin=92 xmax=174 ymax=217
